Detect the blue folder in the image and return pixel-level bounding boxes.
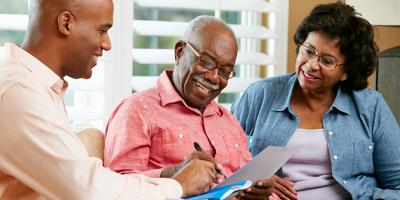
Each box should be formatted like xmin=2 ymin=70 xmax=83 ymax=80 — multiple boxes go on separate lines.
xmin=183 ymin=180 xmax=252 ymax=200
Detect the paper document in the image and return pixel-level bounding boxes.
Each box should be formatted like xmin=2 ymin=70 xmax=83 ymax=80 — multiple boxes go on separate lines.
xmin=217 ymin=146 xmax=296 ymax=188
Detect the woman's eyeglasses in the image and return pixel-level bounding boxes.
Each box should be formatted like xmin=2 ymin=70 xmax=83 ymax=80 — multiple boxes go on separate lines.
xmin=298 ymin=43 xmax=345 ymax=69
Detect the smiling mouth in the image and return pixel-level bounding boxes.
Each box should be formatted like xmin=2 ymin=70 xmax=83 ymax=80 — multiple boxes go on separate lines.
xmin=194 ymin=80 xmax=211 ymax=92
xmin=302 ymin=70 xmax=320 ymax=80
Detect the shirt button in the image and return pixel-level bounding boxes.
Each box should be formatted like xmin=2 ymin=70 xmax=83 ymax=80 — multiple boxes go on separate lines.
xmin=333 ymin=155 xmax=338 ymax=160
xmin=143 ymin=105 xmax=147 ymax=109
xmin=368 ymin=145 xmax=373 ymax=150
xmin=211 ymin=140 xmax=216 ymax=145
xmin=139 ymin=98 xmax=143 ymax=101
xmin=146 ymin=112 xmax=150 ymax=115
xmin=328 ymin=131 xmax=334 ymax=136
xmin=235 ymin=143 xmax=239 ymax=148
xmin=178 ymin=134 xmax=183 ymax=139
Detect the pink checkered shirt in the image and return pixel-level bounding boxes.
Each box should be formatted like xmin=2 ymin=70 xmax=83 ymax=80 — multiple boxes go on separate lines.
xmin=104 ymin=70 xmax=252 ymax=178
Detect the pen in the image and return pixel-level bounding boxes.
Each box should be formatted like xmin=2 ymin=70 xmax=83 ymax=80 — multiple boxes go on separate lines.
xmin=193 ymin=141 xmax=224 ymax=176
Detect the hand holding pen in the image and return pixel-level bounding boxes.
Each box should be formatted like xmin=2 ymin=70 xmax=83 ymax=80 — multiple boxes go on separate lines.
xmin=194 ymin=141 xmax=224 ymax=177
xmin=164 ymin=141 xmax=226 ymax=196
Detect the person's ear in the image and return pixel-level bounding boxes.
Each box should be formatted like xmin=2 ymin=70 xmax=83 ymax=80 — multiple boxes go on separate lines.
xmin=57 ymin=11 xmax=74 ymax=36
xmin=174 ymin=40 xmax=185 ymax=65
xmin=340 ymin=73 xmax=348 ymax=81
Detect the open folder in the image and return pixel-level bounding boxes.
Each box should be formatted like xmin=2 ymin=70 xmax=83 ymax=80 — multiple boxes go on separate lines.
xmin=176 ymin=146 xmax=295 ymax=200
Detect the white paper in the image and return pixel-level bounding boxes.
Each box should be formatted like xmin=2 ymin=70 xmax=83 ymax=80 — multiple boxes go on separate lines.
xmin=217 ymin=146 xmax=296 ymax=188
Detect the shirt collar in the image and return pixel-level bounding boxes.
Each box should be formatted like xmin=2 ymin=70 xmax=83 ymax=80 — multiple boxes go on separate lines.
xmin=5 ymin=43 xmax=67 ymax=94
xmin=272 ymin=73 xmax=350 ymax=115
xmin=329 ymin=86 xmax=351 ymax=115
xmin=272 ymin=73 xmax=297 ymax=112
xmin=156 ymin=70 xmax=222 ymax=117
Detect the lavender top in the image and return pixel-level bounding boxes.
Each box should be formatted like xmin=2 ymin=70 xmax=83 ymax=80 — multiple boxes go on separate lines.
xmin=283 ymin=128 xmax=350 ymax=200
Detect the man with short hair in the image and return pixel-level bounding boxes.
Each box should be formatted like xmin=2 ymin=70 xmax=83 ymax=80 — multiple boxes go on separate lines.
xmin=0 ymin=0 xmax=217 ymax=199
xmin=104 ymin=16 xmax=297 ymax=200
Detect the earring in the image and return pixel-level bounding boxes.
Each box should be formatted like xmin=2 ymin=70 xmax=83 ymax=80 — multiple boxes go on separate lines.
xmin=341 ymin=73 xmax=348 ymax=81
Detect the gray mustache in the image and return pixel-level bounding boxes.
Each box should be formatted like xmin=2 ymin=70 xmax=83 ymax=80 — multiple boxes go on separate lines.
xmin=193 ymin=76 xmax=220 ymax=90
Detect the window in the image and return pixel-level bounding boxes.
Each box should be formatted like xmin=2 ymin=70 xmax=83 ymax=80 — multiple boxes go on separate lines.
xmin=1 ymin=0 xmax=288 ymax=129
xmin=126 ymin=0 xmax=288 ymax=109
xmin=0 ymin=0 xmax=28 ymax=57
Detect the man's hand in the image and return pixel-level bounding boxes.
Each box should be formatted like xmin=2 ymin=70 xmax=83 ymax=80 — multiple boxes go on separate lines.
xmin=161 ymin=151 xmax=224 ymax=179
xmin=237 ymin=175 xmax=297 ymax=200
xmin=171 ymin=159 xmax=220 ymax=197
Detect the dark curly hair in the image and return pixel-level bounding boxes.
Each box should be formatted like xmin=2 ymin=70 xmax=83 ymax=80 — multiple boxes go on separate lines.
xmin=294 ymin=1 xmax=378 ymax=90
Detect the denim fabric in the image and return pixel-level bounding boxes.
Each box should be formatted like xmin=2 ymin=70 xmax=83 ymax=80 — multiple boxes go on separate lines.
xmin=231 ymin=73 xmax=400 ymax=199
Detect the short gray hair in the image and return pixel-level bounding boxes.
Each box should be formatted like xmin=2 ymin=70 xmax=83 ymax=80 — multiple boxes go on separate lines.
xmin=181 ymin=15 xmax=235 ymax=47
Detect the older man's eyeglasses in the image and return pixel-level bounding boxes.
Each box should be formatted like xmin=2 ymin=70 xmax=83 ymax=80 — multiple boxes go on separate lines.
xmin=298 ymin=43 xmax=345 ymax=69
xmin=183 ymin=40 xmax=236 ymax=79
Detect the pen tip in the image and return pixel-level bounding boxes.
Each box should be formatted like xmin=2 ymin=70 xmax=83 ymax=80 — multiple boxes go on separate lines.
xmin=194 ymin=142 xmax=203 ymax=152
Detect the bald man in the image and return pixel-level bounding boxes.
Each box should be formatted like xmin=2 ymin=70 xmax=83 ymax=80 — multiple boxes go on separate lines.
xmin=0 ymin=0 xmax=217 ymax=199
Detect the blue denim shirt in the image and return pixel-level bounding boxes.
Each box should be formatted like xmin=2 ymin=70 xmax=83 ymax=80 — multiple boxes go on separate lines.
xmin=231 ymin=73 xmax=400 ymax=200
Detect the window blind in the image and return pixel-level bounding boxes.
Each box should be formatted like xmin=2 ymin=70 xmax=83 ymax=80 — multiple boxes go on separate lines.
xmin=0 ymin=0 xmax=289 ymax=128
xmin=130 ymin=0 xmax=288 ymax=107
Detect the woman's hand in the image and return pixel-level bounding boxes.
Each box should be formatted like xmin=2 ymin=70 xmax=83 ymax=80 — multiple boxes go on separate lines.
xmin=236 ymin=175 xmax=297 ymax=200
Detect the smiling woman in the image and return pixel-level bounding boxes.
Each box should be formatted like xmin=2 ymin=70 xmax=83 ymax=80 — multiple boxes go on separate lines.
xmin=295 ymin=32 xmax=348 ymax=97
xmin=232 ymin=2 xmax=400 ymax=199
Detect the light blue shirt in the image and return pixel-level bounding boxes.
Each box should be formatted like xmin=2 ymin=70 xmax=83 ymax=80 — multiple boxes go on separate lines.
xmin=231 ymin=73 xmax=400 ymax=199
